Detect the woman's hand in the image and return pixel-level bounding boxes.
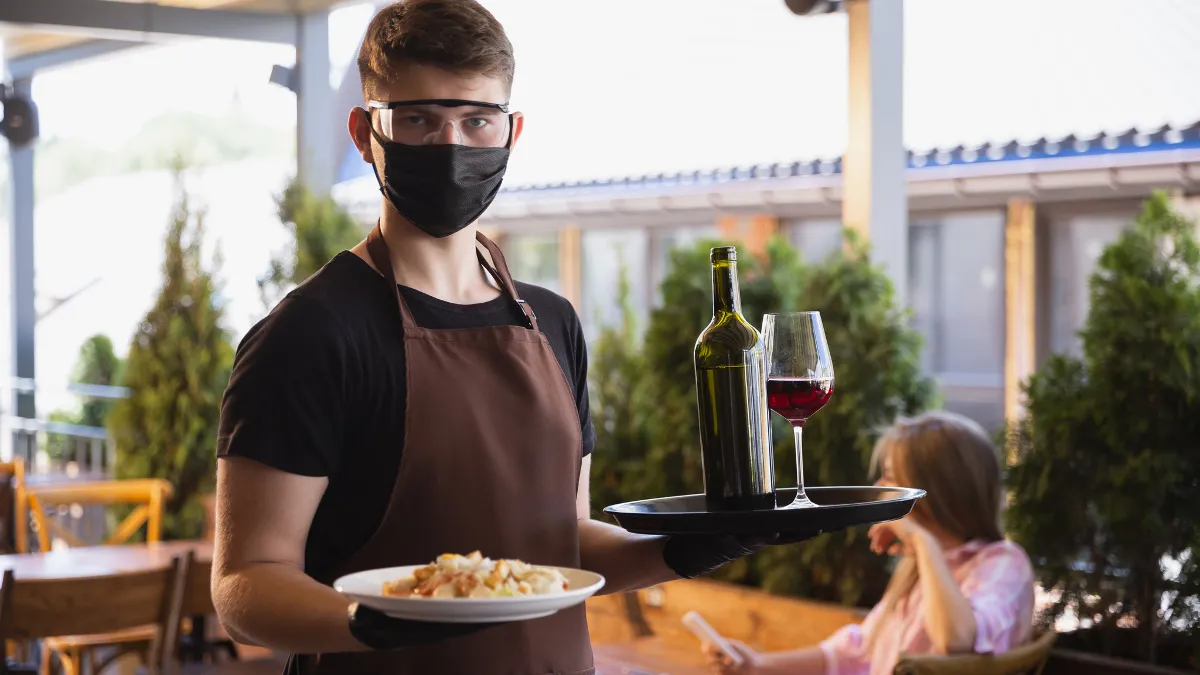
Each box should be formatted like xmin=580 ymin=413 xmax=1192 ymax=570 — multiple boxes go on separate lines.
xmin=702 ymin=639 xmax=763 ymax=674
xmin=868 ymin=516 xmax=931 ymax=556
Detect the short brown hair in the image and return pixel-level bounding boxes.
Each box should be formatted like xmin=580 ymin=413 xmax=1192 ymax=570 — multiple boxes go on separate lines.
xmin=356 ymin=0 xmax=515 ymax=100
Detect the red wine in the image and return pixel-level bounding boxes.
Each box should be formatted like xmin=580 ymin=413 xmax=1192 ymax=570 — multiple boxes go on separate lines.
xmin=695 ymin=247 xmax=775 ymax=512
xmin=767 ymin=377 xmax=834 ymax=426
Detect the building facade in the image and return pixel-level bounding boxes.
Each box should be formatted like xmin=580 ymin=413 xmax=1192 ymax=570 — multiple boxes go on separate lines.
xmin=335 ymin=123 xmax=1200 ymax=431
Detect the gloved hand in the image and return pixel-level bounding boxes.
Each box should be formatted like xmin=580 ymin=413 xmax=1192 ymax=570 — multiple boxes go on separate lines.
xmin=348 ymin=602 xmax=499 ymax=651
xmin=662 ymin=529 xmax=822 ymax=579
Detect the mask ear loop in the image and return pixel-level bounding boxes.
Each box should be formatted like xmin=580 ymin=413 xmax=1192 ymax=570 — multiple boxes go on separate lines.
xmin=504 ymin=113 xmax=514 ymax=150
xmin=360 ymin=107 xmax=405 ymax=208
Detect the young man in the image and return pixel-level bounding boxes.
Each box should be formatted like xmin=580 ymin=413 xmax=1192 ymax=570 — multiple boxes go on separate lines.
xmin=212 ymin=2 xmax=808 ymax=673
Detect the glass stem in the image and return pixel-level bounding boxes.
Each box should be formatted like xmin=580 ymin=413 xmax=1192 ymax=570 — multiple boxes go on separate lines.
xmin=793 ymin=424 xmax=812 ymax=506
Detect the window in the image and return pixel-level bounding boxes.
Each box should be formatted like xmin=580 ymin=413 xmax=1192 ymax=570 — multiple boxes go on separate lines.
xmin=506 ymin=232 xmax=560 ymax=294
xmin=908 ymin=211 xmax=1007 ymax=430
xmin=650 ymin=224 xmax=718 ymax=307
xmin=1046 ymin=213 xmax=1131 ymax=357
xmin=787 ymin=219 xmax=842 ymax=263
xmin=937 ymin=212 xmax=1005 ymax=376
xmin=580 ymin=229 xmax=649 ymax=339
xmin=908 ymin=220 xmax=940 ymax=374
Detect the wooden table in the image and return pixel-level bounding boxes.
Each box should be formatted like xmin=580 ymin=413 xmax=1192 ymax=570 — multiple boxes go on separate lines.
xmin=593 ymin=640 xmax=711 ymax=675
xmin=0 ymin=540 xmax=211 ymax=582
xmin=0 ymin=541 xmax=216 ymax=673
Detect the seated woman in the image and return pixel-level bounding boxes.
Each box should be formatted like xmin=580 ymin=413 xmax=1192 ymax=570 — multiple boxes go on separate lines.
xmin=704 ymin=411 xmax=1035 ymax=675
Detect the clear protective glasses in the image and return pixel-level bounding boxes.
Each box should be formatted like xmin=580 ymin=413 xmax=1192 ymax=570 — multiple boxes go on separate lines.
xmin=367 ymin=98 xmax=513 ymax=149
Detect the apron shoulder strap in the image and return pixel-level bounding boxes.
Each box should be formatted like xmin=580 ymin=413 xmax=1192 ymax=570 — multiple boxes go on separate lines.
xmin=365 ymin=222 xmax=418 ymax=330
xmin=476 ymin=232 xmax=539 ymax=332
xmin=365 ymin=223 xmax=539 ymax=333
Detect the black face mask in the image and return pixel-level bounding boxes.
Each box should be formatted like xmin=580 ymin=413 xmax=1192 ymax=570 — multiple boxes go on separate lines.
xmin=370 ymin=127 xmax=510 ymax=238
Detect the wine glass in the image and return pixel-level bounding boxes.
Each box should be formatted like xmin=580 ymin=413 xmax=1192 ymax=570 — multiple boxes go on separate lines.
xmin=761 ymin=312 xmax=835 ymax=508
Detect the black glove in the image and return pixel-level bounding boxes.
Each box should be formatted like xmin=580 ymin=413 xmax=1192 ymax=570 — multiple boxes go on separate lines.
xmin=662 ymin=529 xmax=822 ymax=579
xmin=347 ymin=602 xmax=499 ymax=651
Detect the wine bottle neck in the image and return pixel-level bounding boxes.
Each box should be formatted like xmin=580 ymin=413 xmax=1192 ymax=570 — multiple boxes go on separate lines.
xmin=711 ymin=261 xmax=742 ymax=315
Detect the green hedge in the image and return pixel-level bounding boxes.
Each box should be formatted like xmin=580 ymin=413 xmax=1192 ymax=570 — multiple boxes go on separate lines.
xmin=1007 ymin=192 xmax=1200 ymax=664
xmin=108 ymin=174 xmax=233 ymax=539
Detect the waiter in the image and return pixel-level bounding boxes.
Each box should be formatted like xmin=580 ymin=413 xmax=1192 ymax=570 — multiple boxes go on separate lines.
xmin=211 ymin=1 xmax=807 ymax=673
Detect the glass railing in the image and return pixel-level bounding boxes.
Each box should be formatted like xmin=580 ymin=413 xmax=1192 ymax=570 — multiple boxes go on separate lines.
xmin=1 ymin=377 xmax=129 ymax=478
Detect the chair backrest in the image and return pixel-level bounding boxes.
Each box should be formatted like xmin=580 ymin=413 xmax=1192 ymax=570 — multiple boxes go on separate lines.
xmin=0 ymin=555 xmax=184 ymax=674
xmin=180 ymin=555 xmax=215 ymax=617
xmin=161 ymin=550 xmax=199 ymax=675
xmin=893 ymin=630 xmax=1058 ymax=675
xmin=0 ymin=459 xmax=28 ymax=554
xmin=25 ymin=478 xmax=173 ymax=552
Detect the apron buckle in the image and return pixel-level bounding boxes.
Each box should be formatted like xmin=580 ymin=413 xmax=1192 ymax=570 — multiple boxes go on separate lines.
xmin=516 ymin=299 xmax=537 ymax=330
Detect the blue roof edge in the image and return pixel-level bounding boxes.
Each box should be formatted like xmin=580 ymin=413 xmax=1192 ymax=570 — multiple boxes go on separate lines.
xmin=335 ymin=121 xmax=1200 ymax=195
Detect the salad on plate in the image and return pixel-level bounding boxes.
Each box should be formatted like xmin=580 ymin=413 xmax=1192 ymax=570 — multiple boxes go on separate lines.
xmin=382 ymin=551 xmax=570 ymax=599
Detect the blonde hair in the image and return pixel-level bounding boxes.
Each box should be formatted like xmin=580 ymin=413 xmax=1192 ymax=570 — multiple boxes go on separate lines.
xmin=865 ymin=411 xmax=1004 ymax=651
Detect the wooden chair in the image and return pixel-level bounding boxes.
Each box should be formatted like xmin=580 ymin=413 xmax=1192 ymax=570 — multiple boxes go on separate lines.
xmin=168 ymin=553 xmax=238 ymax=665
xmin=21 ymin=479 xmax=173 ymax=675
xmin=0 ymin=459 xmax=29 ymax=554
xmin=0 ymin=556 xmax=184 ymax=675
xmin=25 ymin=479 xmax=172 ymax=553
xmin=893 ymin=630 xmax=1058 ymax=675
xmin=0 ymin=459 xmax=31 ymax=671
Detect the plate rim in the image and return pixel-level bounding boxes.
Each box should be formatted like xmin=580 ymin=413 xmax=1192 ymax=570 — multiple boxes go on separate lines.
xmin=333 ymin=564 xmax=606 ymax=604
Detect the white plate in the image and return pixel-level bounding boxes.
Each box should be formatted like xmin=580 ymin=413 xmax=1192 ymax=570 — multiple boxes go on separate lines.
xmin=334 ymin=565 xmax=606 ymax=623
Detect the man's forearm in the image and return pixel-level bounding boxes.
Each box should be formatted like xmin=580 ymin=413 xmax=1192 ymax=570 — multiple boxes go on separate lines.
xmin=213 ymin=562 xmax=366 ymax=654
xmin=578 ymin=519 xmax=676 ymax=594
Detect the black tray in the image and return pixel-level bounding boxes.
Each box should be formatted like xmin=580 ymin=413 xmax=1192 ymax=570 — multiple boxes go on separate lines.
xmin=603 ymin=486 xmax=925 ymax=536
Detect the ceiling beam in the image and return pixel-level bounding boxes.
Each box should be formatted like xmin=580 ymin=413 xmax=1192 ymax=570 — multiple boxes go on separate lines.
xmin=5 ymin=38 xmax=142 ymax=78
xmin=0 ymin=0 xmax=297 ymax=45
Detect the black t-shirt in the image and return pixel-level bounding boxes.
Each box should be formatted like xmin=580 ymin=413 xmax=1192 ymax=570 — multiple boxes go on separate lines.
xmin=216 ymin=251 xmax=594 ymax=581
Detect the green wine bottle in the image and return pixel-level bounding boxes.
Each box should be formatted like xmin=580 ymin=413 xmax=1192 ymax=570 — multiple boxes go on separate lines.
xmin=694 ymin=246 xmax=775 ymax=511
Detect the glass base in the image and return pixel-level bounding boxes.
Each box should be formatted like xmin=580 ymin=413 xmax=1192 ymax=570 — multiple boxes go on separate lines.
xmin=781 ymin=491 xmax=819 ymax=509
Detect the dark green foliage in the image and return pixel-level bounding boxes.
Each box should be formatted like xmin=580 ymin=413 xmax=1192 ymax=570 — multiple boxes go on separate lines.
xmin=45 ymin=335 xmax=123 ymax=465
xmin=74 ymin=335 xmax=124 ymax=428
xmin=258 ymin=177 xmax=364 ymax=306
xmin=588 ymin=264 xmax=653 ymax=517
xmin=108 ymin=174 xmax=234 ymax=539
xmin=1007 ymin=192 xmax=1200 ymax=663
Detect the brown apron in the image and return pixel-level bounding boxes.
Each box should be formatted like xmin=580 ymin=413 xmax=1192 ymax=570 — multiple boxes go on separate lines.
xmin=303 ymin=224 xmax=593 ymax=675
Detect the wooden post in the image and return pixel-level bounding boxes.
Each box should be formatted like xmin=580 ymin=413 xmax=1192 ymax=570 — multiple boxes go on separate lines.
xmin=844 ymin=0 xmax=907 ymax=305
xmin=558 ymin=226 xmax=582 ymax=310
xmin=716 ymin=215 xmax=740 ymax=242
xmin=12 ymin=458 xmax=28 ymax=554
xmin=1004 ymin=198 xmax=1037 ymax=459
xmin=746 ymin=215 xmax=779 ymax=256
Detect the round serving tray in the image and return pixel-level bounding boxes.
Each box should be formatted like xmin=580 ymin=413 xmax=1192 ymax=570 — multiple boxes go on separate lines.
xmin=604 ymin=486 xmax=925 ymax=537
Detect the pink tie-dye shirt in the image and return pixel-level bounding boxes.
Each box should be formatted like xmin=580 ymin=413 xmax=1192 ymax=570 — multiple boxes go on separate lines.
xmin=819 ymin=539 xmax=1035 ymax=675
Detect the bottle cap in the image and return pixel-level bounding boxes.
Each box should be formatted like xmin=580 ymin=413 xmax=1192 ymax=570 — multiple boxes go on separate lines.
xmin=710 ymin=246 xmax=737 ymax=262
